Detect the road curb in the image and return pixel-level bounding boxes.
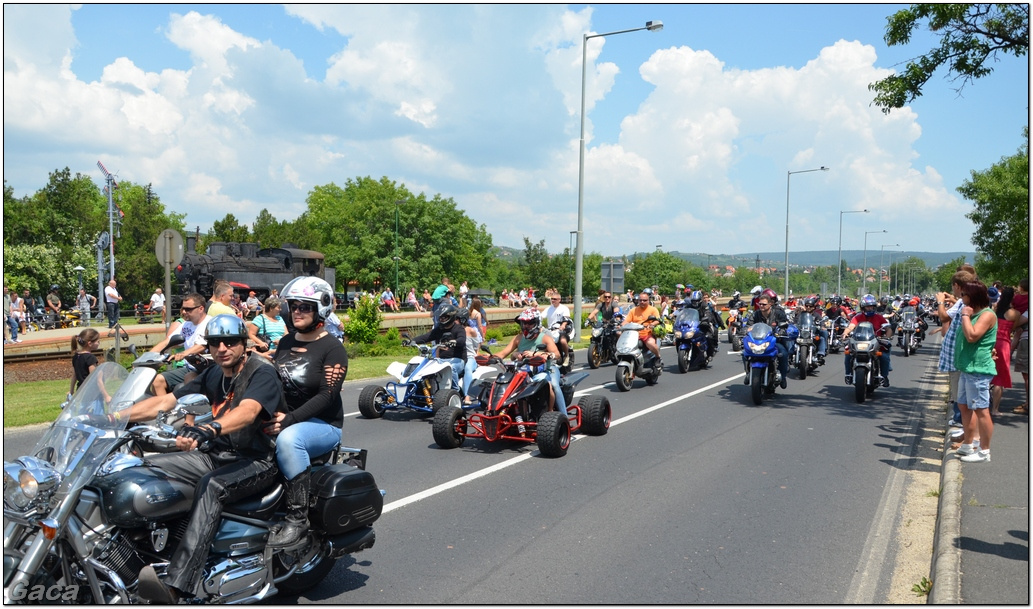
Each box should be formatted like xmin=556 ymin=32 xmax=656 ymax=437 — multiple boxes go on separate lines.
xmin=929 ymin=435 xmax=962 ymax=604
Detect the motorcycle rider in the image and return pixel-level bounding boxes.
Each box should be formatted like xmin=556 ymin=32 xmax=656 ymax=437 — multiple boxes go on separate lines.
xmin=543 ymin=291 xmax=573 ymax=368
xmin=795 ymin=296 xmax=828 ymax=365
xmin=727 ymin=290 xmax=745 ymax=311
xmin=747 ymin=293 xmax=790 ymax=388
xmin=623 ymin=291 xmax=663 ymax=367
xmin=120 ymin=315 xmax=283 ymax=603
xmin=494 ymin=307 xmax=568 ymax=419
xmin=590 ymin=290 xmax=620 ymax=322
xmin=410 ymin=304 xmax=467 ymax=392
xmin=841 ymin=294 xmax=894 ymax=387
xmin=687 ymin=290 xmax=722 ymax=361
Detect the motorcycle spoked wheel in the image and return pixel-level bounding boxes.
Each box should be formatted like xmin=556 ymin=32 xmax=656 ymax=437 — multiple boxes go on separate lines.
xmin=275 ymin=538 xmax=336 ymax=595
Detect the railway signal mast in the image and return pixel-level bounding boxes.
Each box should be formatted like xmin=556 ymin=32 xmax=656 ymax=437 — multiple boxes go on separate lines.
xmin=97 ymin=161 xmax=120 ymax=280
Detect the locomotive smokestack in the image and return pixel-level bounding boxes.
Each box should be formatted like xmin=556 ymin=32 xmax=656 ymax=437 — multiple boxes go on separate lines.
xmin=186 ymin=236 xmax=197 ymax=254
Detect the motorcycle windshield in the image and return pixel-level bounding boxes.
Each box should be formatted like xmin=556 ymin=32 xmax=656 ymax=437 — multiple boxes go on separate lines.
xmin=853 ymin=322 xmax=876 ymax=341
xmin=675 ymin=307 xmax=700 ymax=328
xmin=616 ymin=328 xmax=641 ymax=353
xmin=749 ymin=323 xmax=773 ymax=340
xmin=900 ymin=307 xmax=916 ymax=321
xmin=23 ymin=363 xmax=136 ymax=507
xmin=796 ymin=312 xmax=814 ymax=330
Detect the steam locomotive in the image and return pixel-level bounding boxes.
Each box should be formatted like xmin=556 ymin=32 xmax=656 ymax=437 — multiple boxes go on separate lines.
xmin=173 ymin=236 xmax=336 ymax=306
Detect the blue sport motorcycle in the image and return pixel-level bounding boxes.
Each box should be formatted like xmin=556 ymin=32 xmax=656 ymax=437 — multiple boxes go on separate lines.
xmin=741 ymin=322 xmax=795 ymax=405
xmin=673 ymin=307 xmax=711 ymax=373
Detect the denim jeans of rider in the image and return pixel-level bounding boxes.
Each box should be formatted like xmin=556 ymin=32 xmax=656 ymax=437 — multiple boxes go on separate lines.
xmin=274 ymin=418 xmax=342 ymax=480
xmin=775 ymin=341 xmax=789 ymax=377
xmin=447 ymin=358 xmax=464 ymax=392
xmin=815 ymin=328 xmax=828 ymax=356
xmin=844 ymin=351 xmax=892 ymax=380
xmin=463 ymin=357 xmax=478 ymax=396
xmin=546 ymin=366 xmax=567 ymax=415
xmin=144 ymin=450 xmax=278 ymax=598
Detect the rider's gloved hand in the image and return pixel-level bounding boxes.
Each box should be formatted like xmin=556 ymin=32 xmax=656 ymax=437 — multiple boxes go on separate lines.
xmin=178 ymin=424 xmax=215 ymax=446
xmin=75 ymin=412 xmax=122 ymax=426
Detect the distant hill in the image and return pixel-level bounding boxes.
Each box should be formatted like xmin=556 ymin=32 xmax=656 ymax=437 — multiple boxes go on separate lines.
xmin=495 ymin=245 xmax=974 ymax=270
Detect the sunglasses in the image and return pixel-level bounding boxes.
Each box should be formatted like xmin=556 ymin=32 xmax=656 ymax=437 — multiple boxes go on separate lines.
xmin=603 ymin=296 xmax=612 ymax=300
xmin=208 ymin=337 xmax=244 ymax=349
xmin=289 ymin=302 xmax=316 ymax=313
xmin=181 ymin=304 xmax=203 ymax=312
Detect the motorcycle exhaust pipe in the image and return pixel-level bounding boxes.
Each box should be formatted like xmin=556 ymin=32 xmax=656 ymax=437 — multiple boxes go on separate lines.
xmin=326 ymin=527 xmax=376 ymax=558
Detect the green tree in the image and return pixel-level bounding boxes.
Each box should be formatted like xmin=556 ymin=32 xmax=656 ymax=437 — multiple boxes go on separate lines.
xmin=870 ymin=4 xmax=1029 ymax=112
xmin=933 ymin=256 xmax=969 ymax=292
xmin=624 ymin=251 xmax=689 ymax=294
xmin=211 ymin=214 xmax=251 ymax=243
xmin=110 ymin=183 xmax=187 ymax=302
xmin=959 ymin=128 xmax=1029 ymax=285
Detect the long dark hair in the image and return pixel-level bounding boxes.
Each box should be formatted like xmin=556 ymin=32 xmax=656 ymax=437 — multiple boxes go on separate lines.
xmin=71 ymin=328 xmax=100 ymax=353
xmin=961 ymin=280 xmax=990 ymax=310
xmin=996 ymin=286 xmax=1015 ymax=318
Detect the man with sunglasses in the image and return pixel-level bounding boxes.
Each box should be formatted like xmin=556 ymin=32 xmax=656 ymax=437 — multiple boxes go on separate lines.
xmin=121 ymin=315 xmax=282 ymax=603
xmin=747 ymin=294 xmax=790 ymax=388
xmin=543 ymin=291 xmax=573 ymax=368
xmin=591 ymin=291 xmax=619 ymax=322
xmin=150 ymin=293 xmax=211 ymax=395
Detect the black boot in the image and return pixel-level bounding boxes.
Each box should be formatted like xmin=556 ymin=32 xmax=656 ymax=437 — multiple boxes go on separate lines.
xmin=268 ymin=469 xmax=311 ymax=549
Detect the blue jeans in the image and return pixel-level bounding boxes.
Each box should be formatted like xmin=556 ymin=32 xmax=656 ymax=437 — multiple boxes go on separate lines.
xmin=463 ymin=357 xmax=478 ymax=396
xmin=275 ymin=419 xmax=342 ymax=480
xmin=446 ymin=358 xmax=464 ymax=392
xmin=774 ymin=341 xmax=789 ymax=377
xmin=6 ymin=315 xmax=17 ymax=341
xmin=814 ymin=329 xmax=828 ymax=356
xmin=844 ymin=352 xmax=891 ymax=380
xmin=533 ymin=366 xmax=567 ymax=416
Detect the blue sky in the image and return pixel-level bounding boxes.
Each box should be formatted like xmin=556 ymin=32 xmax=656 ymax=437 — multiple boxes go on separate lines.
xmin=3 ymin=4 xmax=1028 ymax=259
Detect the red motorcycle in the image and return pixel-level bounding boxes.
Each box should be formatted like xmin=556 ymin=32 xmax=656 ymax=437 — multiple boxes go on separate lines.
xmin=432 ymin=351 xmax=610 ymax=457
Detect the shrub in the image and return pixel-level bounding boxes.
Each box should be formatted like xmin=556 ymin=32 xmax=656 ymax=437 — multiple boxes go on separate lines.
xmin=344 ymin=295 xmax=382 ymax=344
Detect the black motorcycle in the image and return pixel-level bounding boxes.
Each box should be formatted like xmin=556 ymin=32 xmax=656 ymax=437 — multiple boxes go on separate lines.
xmin=586 ymin=316 xmax=621 ymax=369
xmin=3 ymin=361 xmax=382 ymax=604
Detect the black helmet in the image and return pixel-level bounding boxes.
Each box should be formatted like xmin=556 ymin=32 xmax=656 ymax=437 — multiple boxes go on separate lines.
xmin=804 ymin=297 xmax=818 ymax=308
xmin=457 ymin=307 xmax=470 ymax=325
xmin=438 ymin=304 xmax=459 ymax=325
xmin=206 ymin=314 xmax=249 ymax=341
xmin=50 ymin=284 xmax=60 ymax=292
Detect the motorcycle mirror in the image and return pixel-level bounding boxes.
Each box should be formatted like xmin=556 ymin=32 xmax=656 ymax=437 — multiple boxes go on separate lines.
xmin=164 ymin=335 xmax=186 ymax=351
xmin=176 ymin=393 xmax=211 ymax=416
xmin=480 ymin=344 xmax=492 ymax=354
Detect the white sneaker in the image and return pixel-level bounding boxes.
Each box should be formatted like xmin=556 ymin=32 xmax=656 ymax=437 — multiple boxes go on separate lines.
xmin=956 ymin=441 xmax=980 ymax=456
xmin=948 ymin=428 xmax=965 ymax=439
xmin=960 ymin=450 xmax=990 ymax=463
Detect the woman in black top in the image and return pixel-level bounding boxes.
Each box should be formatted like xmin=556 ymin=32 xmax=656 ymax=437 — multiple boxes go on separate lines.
xmin=265 ymin=277 xmax=348 ymax=549
xmin=68 ymin=328 xmax=100 ymax=400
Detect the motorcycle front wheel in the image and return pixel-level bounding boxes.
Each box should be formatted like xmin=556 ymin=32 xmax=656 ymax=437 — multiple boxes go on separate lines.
xmin=854 ymin=368 xmax=867 ymax=403
xmin=750 ymin=368 xmax=764 ymax=405
xmin=797 ymin=346 xmax=809 ymax=380
xmin=588 ymin=342 xmax=602 ymax=369
xmin=677 ymin=348 xmax=690 ymax=373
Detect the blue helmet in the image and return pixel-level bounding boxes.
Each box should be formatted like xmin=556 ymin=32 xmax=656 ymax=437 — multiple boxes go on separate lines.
xmin=860 ymin=294 xmax=877 ymax=317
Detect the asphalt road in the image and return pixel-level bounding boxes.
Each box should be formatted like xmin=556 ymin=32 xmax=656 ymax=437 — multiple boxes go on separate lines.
xmin=3 ymin=335 xmax=943 ymax=603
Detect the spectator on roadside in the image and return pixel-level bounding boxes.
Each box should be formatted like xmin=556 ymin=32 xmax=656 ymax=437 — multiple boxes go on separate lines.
xmin=469 ymin=297 xmax=487 ymax=338
xmin=954 ymin=280 xmax=998 ymax=463
xmin=68 ymin=328 xmax=100 ymax=399
xmin=422 ymin=288 xmax=433 ymax=311
xmin=248 ymin=296 xmax=287 ymax=357
xmin=1009 ymin=278 xmax=1029 ymax=415
xmin=150 ymin=292 xmax=210 ymax=395
xmin=990 ymin=286 xmax=1014 ymax=416
xmin=230 ymin=293 xmax=249 ymax=318
xmin=245 ymin=291 xmax=263 ymax=316
xmin=46 ymin=284 xmax=62 ymax=326
xmin=19 ymin=289 xmax=34 ymax=333
xmin=935 ymin=268 xmax=977 ymax=437
xmin=459 ymin=281 xmax=469 ymax=305
xmin=77 ymin=288 xmax=97 ymax=327
xmin=207 ymin=281 xmax=237 ymax=318
xmin=381 ymin=287 xmax=400 ymax=312
xmin=104 ymin=279 xmax=123 ymax=329
xmin=9 ymin=287 xmax=25 ymax=338
xmin=4 ymin=285 xmax=19 ymax=344
xmin=407 ymin=287 xmax=425 ymax=312
xmin=149 ymin=287 xmax=166 ymax=324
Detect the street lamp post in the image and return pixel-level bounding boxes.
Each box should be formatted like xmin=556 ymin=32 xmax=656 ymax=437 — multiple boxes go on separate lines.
xmin=574 ymin=20 xmax=663 ymax=342
xmin=861 ymin=229 xmax=887 ymax=297
xmin=837 ymin=209 xmax=869 ymax=297
xmin=73 ymin=265 xmax=85 ymax=292
xmin=784 ymin=166 xmax=829 ymax=300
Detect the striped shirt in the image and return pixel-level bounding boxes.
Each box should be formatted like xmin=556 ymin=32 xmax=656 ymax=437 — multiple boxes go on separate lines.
xmin=937 ymin=300 xmax=964 ymax=372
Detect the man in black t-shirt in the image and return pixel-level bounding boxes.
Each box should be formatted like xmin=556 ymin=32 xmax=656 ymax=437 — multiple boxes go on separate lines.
xmin=121 ymin=315 xmax=283 ymax=603
xmin=411 ymin=304 xmax=466 ymax=391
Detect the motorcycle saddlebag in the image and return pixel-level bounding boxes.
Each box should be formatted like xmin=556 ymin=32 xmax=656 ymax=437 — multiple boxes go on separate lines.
xmin=309 ymin=464 xmax=383 ymax=536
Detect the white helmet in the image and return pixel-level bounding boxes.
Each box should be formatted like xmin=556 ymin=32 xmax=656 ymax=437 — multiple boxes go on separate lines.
xmin=750 ymin=285 xmax=763 ymax=295
xmin=281 ymin=277 xmax=334 ymax=324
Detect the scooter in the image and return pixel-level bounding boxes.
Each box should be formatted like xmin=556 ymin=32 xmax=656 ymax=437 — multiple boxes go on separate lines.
xmin=614 ymin=319 xmax=663 ymax=391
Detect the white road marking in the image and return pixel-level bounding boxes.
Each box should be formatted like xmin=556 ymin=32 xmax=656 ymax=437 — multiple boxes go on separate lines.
xmin=382 ymin=372 xmax=745 ymax=514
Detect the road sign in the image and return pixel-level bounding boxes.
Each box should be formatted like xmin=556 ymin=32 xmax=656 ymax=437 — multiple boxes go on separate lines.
xmin=155 ymin=229 xmax=184 ymax=267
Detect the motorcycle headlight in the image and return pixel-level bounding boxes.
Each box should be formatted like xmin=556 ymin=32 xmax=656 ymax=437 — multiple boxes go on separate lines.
xmin=592 ymin=327 xmax=602 ymax=338
xmin=674 ymin=331 xmax=682 ymax=339
xmin=749 ymin=342 xmax=768 ymax=354
xmin=3 ymin=457 xmax=60 ymax=512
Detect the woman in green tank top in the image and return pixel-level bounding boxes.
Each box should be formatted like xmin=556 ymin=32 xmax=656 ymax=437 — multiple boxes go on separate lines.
xmin=953 ymin=281 xmax=998 ymax=463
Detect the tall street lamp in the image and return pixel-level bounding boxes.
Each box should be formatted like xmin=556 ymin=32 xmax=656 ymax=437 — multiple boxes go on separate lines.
xmin=574 ymin=20 xmax=663 ymax=342
xmin=878 ymin=244 xmax=898 ymax=299
xmin=784 ymin=166 xmax=829 ymax=299
xmin=861 ymin=229 xmax=886 ymax=297
xmin=837 ymin=209 xmax=868 ymax=297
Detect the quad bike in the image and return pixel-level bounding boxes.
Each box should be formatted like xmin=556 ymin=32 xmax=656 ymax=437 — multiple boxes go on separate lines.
xmin=432 ymin=352 xmax=609 ymax=458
